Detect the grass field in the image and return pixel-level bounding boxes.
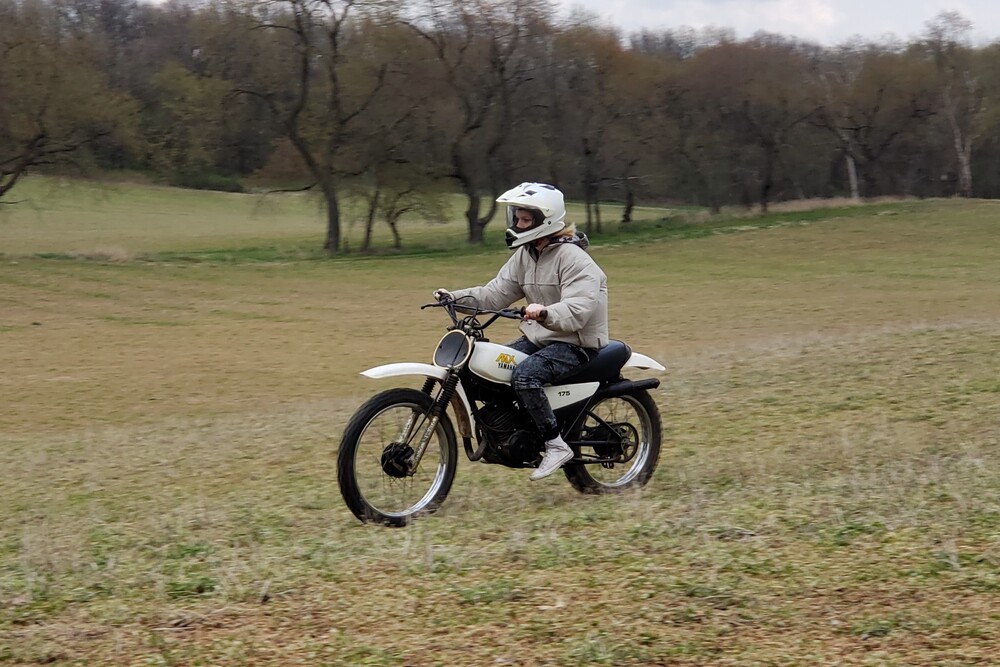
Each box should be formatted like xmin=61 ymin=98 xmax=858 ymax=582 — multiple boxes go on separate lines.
xmin=0 ymin=176 xmax=676 ymax=258
xmin=2 ymin=182 xmax=999 ymax=665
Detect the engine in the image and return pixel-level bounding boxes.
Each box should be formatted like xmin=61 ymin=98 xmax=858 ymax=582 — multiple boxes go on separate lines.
xmin=475 ymin=402 xmax=542 ymax=468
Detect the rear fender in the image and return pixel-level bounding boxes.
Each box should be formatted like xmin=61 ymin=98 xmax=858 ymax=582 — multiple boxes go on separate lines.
xmin=623 ymin=352 xmax=665 ymax=372
xmin=361 ymin=363 xmax=474 ymax=439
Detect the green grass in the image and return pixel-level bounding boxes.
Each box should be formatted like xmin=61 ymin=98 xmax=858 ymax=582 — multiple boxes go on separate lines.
xmin=1 ymin=175 xmax=925 ymax=262
xmin=1 ymin=182 xmax=999 ymax=664
xmin=0 ymin=175 xmax=682 ymax=258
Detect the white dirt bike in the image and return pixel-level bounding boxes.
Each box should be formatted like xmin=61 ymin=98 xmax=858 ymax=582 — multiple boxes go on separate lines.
xmin=337 ymin=297 xmax=666 ymax=526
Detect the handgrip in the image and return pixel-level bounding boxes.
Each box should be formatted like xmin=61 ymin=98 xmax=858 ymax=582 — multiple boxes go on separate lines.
xmin=517 ymin=306 xmax=547 ymax=321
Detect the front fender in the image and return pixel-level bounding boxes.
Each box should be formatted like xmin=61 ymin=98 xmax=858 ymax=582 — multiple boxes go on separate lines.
xmin=360 ymin=362 xmax=474 ymax=439
xmin=362 ymin=362 xmax=447 ymax=382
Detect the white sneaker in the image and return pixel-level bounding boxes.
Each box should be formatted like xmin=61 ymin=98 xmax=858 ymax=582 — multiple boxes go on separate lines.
xmin=530 ymin=436 xmax=574 ymax=481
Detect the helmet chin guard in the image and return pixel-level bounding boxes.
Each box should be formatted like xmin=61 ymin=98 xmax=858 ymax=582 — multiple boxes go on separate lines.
xmin=497 ymin=182 xmax=566 ymax=249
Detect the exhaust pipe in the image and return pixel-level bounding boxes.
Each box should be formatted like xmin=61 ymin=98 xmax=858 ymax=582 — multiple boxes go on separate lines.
xmin=594 ymin=377 xmax=660 ymax=399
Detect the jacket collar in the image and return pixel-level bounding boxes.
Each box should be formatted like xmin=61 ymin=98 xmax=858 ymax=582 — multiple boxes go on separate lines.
xmin=526 ymin=231 xmax=590 ymax=260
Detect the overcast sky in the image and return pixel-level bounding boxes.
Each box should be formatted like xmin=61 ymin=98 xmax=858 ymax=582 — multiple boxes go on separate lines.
xmin=556 ymin=0 xmax=1000 ymax=45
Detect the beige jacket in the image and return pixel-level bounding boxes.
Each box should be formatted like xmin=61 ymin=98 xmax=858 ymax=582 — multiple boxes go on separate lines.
xmin=450 ymin=233 xmax=609 ymax=349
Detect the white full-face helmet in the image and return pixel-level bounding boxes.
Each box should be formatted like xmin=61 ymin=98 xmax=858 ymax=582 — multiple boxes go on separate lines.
xmin=498 ymin=182 xmax=566 ymax=249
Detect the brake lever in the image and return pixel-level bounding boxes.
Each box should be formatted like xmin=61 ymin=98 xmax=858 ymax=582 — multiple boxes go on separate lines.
xmin=421 ymin=300 xmax=459 ymax=310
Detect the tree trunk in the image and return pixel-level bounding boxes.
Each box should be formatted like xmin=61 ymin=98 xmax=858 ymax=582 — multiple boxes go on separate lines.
xmin=760 ymin=144 xmax=778 ymax=213
xmin=464 ymin=189 xmax=484 ymax=244
xmin=956 ymin=150 xmax=973 ymax=197
xmin=845 ymin=153 xmax=861 ymax=201
xmin=387 ymin=215 xmax=402 ymax=249
xmin=621 ymin=185 xmax=634 ymax=224
xmin=944 ymin=86 xmax=975 ymax=198
xmin=949 ymin=122 xmax=974 ymax=197
xmin=321 ymin=178 xmax=341 ymax=253
xmin=832 ymin=122 xmax=863 ymax=201
xmin=454 ymin=159 xmax=496 ymax=244
xmin=862 ymin=169 xmax=878 ymax=200
xmin=361 ymin=188 xmax=380 ymax=253
xmin=759 ymin=152 xmax=774 ymax=214
xmin=469 ymin=222 xmax=485 ymax=244
xmin=582 ymin=137 xmax=596 ymax=234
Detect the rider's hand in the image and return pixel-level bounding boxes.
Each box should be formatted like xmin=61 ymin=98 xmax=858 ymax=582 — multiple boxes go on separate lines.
xmin=433 ymin=288 xmax=453 ymax=303
xmin=523 ymin=303 xmax=547 ymax=321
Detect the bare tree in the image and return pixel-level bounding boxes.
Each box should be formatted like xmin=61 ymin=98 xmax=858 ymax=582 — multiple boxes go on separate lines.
xmin=350 ymin=164 xmax=446 ymax=251
xmin=813 ymin=44 xmax=937 ymax=199
xmin=722 ymin=38 xmax=820 ymax=212
xmin=0 ymin=0 xmax=136 ymax=201
xmin=922 ymin=11 xmax=985 ymax=197
xmin=404 ymin=0 xmax=550 ymax=244
xmin=551 ymin=24 xmax=629 ymax=232
xmin=238 ymin=0 xmax=395 ymax=253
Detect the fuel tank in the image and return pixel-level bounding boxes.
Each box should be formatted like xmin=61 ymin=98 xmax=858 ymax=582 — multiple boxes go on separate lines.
xmin=468 ymin=341 xmax=528 ymax=384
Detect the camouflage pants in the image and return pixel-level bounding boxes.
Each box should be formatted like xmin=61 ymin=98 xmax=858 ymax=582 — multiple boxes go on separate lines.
xmin=507 ymin=337 xmax=593 ymax=441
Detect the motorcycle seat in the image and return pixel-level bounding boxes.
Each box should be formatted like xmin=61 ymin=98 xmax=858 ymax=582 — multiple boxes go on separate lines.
xmin=556 ymin=339 xmax=631 ymax=384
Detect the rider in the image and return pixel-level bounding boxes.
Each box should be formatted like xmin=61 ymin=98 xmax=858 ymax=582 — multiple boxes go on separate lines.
xmin=434 ymin=182 xmax=609 ymax=480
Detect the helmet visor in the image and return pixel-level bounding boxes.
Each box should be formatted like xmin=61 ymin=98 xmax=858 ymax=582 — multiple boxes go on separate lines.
xmin=509 ymin=206 xmax=545 ymax=232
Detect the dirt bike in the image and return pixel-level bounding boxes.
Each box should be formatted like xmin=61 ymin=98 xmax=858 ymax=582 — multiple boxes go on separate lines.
xmin=337 ymin=297 xmax=666 ymax=526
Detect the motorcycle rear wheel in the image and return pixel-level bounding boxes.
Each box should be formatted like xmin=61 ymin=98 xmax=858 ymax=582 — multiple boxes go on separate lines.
xmin=338 ymin=388 xmax=458 ymax=526
xmin=564 ymin=390 xmax=662 ymax=494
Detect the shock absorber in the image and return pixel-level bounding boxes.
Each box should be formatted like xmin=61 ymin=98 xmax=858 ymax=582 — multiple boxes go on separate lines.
xmin=409 ymin=371 xmax=460 ymax=472
xmin=432 ymin=372 xmax=460 ymax=417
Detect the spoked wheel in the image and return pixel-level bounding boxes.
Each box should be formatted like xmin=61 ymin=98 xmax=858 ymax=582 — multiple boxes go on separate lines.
xmin=564 ymin=390 xmax=661 ymax=494
xmin=337 ymin=388 xmax=457 ymax=526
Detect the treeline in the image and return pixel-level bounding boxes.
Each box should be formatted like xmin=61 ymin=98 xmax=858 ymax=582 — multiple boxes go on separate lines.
xmin=3 ymin=0 xmax=999 ymax=251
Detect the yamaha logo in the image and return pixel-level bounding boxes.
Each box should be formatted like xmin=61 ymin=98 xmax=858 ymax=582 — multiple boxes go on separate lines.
xmin=495 ymin=352 xmax=516 ymax=371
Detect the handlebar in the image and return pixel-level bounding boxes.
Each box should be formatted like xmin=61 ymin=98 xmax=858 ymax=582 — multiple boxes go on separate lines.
xmin=421 ymin=300 xmax=547 ymax=327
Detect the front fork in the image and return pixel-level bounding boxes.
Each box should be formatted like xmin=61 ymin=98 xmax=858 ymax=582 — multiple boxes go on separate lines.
xmin=404 ymin=372 xmax=459 ymax=473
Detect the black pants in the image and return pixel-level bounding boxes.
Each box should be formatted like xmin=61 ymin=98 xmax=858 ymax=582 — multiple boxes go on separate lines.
xmin=507 ymin=337 xmax=593 ymax=441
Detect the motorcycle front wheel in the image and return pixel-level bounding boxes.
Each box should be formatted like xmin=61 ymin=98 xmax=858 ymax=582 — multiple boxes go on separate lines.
xmin=564 ymin=389 xmax=662 ymax=494
xmin=337 ymin=388 xmax=458 ymax=526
